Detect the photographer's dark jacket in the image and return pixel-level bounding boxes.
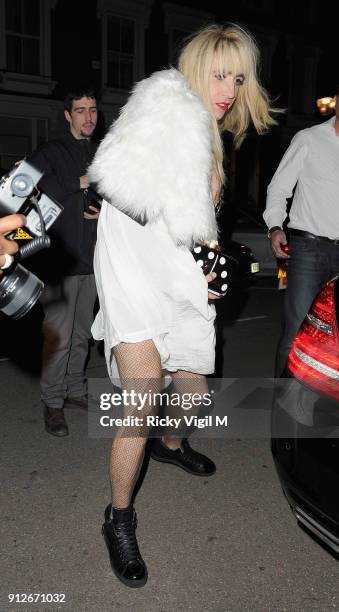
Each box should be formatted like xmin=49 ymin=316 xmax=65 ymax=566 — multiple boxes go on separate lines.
xmin=28 ymin=132 xmax=97 ymax=281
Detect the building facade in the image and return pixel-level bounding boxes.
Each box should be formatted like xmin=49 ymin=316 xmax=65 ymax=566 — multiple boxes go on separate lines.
xmin=0 ymin=0 xmax=334 ymax=220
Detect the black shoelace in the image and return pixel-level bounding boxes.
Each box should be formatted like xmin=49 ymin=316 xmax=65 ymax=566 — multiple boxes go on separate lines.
xmin=114 ymin=514 xmax=140 ymax=564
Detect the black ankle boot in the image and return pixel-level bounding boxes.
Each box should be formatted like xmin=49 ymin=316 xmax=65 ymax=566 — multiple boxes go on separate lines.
xmin=151 ymin=438 xmax=216 ymax=476
xmin=102 ymin=504 xmax=148 ymax=588
xmin=43 ymin=403 xmax=69 ymax=437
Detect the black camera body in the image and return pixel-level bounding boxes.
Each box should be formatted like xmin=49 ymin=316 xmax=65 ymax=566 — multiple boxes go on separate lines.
xmin=0 ymin=160 xmax=63 ymax=319
xmin=0 ymin=160 xmax=62 ymax=237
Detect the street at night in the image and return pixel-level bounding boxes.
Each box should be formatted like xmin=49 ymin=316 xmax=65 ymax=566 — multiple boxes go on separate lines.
xmin=1 ymin=0 xmax=339 ymax=609
xmin=1 ymin=282 xmax=338 ymax=611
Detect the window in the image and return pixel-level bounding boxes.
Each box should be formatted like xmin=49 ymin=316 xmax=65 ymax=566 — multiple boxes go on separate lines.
xmin=0 ymin=0 xmax=56 ymax=94
xmin=106 ymin=15 xmax=135 ymax=90
xmin=5 ymin=0 xmax=41 ymax=75
xmin=0 ymin=115 xmax=48 ymax=172
xmin=98 ymin=0 xmax=152 ymax=109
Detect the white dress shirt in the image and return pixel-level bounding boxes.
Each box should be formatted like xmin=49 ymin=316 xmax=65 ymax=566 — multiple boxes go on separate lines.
xmin=263 ymin=117 xmax=339 ymax=239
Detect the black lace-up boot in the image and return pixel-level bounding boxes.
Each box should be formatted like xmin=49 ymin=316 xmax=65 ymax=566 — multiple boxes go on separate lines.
xmin=102 ymin=504 xmax=147 ymax=588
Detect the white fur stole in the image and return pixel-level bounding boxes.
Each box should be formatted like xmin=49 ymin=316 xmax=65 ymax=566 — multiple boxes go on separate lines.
xmin=88 ymin=68 xmax=218 ymax=247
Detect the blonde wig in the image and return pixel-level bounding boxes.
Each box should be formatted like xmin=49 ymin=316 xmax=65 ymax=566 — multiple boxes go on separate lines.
xmin=178 ymin=23 xmax=278 ymax=199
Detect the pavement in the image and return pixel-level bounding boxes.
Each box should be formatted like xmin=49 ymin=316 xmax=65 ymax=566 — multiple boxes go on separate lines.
xmin=1 ymin=281 xmax=338 ymax=612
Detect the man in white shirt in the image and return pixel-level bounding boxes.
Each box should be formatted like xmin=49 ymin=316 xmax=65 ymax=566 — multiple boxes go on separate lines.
xmin=263 ymin=89 xmax=339 ymax=375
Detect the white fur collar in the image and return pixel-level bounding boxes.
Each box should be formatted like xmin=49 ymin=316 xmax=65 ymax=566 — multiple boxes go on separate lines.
xmin=89 ymin=68 xmax=218 ymax=247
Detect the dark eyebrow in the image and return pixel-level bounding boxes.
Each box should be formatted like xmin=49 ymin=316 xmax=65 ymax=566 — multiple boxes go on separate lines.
xmin=73 ymin=105 xmax=97 ymax=111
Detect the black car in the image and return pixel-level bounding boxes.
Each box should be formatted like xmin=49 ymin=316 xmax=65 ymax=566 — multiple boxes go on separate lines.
xmin=223 ymin=239 xmax=260 ymax=277
xmin=272 ymin=276 xmax=339 ymax=555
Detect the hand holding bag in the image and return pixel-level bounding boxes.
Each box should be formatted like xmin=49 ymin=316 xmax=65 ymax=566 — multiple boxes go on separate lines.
xmin=191 ymin=243 xmax=238 ymax=296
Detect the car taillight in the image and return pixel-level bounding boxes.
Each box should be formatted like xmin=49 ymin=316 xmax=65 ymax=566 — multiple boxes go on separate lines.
xmin=288 ymin=279 xmax=339 ymax=401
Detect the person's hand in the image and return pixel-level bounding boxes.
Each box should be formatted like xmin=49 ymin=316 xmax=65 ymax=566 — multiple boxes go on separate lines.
xmin=80 ymin=175 xmax=90 ymax=189
xmin=84 ymin=205 xmax=100 ymax=220
xmin=0 ymin=213 xmax=26 ymax=270
xmin=270 ymin=229 xmax=289 ymax=259
xmin=205 ymin=271 xmax=223 ymax=300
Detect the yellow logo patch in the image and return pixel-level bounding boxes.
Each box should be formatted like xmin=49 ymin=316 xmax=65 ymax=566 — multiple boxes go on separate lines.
xmin=13 ymin=227 xmax=32 ymax=239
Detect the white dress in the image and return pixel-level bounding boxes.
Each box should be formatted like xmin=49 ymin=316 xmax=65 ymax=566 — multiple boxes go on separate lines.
xmin=91 ymin=200 xmax=216 ymax=380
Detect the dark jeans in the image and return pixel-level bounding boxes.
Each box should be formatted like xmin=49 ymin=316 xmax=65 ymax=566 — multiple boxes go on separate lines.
xmin=275 ymin=234 xmax=339 ymax=377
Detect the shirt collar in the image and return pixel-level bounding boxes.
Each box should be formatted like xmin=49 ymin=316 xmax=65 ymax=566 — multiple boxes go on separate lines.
xmin=323 ymin=116 xmax=337 ymax=131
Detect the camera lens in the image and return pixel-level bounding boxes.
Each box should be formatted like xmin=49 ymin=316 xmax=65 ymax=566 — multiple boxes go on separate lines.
xmin=11 ymin=173 xmax=35 ymax=197
xmin=0 ymin=263 xmax=44 ymax=319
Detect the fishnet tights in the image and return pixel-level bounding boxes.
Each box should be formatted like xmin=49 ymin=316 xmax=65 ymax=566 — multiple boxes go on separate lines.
xmin=109 ymin=340 xmax=209 ymax=508
xmin=109 ymin=340 xmax=162 ymax=508
xmin=167 ymin=369 xmax=209 ymax=442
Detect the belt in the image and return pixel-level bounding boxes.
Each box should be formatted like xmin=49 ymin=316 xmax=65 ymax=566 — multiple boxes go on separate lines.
xmin=290 ymin=228 xmax=339 ymax=245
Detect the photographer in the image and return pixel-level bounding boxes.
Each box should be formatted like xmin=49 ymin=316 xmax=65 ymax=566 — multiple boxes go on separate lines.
xmin=28 ymin=87 xmax=99 ymax=437
xmin=0 ymin=213 xmax=26 ymax=271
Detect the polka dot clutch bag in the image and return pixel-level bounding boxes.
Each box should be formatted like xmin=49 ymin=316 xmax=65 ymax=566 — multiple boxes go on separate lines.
xmin=191 ymin=243 xmax=237 ymax=296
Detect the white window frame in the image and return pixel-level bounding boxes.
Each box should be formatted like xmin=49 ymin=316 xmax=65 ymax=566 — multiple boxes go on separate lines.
xmin=105 ymin=13 xmax=137 ymax=91
xmin=0 ymin=0 xmax=57 ymax=95
xmin=5 ymin=0 xmax=41 ymax=76
xmin=97 ymin=0 xmax=154 ymax=108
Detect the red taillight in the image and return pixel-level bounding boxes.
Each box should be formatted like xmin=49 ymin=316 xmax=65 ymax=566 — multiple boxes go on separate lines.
xmin=288 ymin=280 xmax=339 ymax=401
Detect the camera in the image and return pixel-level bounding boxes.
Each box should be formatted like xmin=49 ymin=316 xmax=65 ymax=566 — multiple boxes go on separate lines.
xmin=0 ymin=160 xmax=63 ymax=319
